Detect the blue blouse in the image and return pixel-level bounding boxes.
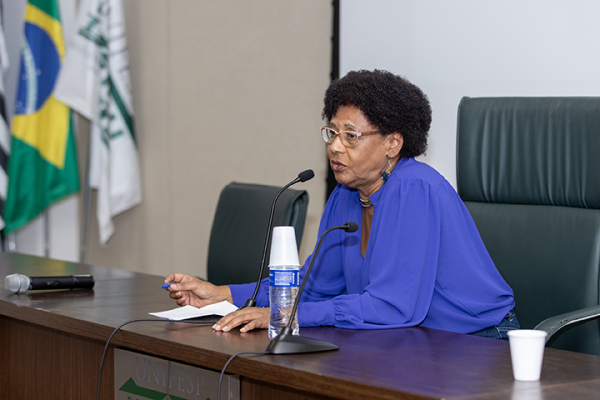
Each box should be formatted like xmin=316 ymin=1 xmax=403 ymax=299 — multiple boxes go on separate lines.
xmin=229 ymin=158 xmax=515 ymax=334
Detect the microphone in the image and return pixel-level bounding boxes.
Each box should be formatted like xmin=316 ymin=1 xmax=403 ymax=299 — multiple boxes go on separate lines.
xmin=4 ymin=273 xmax=95 ymax=294
xmin=265 ymin=221 xmax=358 ymax=354
xmin=240 ymin=169 xmax=315 ymax=309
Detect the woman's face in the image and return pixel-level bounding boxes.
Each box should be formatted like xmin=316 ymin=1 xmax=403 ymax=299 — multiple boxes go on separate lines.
xmin=327 ymin=105 xmax=402 ymax=196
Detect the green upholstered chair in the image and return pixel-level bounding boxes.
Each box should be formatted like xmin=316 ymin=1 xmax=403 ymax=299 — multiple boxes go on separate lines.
xmin=207 ymin=182 xmax=309 ymax=286
xmin=456 ymin=97 xmax=600 ymax=355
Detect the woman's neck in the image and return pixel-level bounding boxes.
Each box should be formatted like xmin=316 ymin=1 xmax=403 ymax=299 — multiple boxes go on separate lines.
xmin=358 ymin=156 xmax=400 ymax=200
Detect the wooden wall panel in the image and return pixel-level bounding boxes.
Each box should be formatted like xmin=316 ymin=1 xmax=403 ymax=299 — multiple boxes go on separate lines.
xmin=83 ymin=0 xmax=332 ymax=279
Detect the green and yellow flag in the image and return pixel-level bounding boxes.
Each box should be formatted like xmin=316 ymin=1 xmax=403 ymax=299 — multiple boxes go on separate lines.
xmin=4 ymin=0 xmax=79 ymax=233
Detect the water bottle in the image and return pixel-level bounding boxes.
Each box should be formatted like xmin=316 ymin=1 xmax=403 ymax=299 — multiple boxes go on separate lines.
xmin=268 ymin=226 xmax=300 ymax=339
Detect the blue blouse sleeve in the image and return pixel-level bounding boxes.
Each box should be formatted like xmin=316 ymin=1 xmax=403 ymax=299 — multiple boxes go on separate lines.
xmin=229 ymin=278 xmax=269 ymax=308
xmin=297 ymin=177 xmax=443 ymax=329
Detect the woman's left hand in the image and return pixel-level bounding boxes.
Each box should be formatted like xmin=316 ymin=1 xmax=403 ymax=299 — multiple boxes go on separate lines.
xmin=213 ymin=307 xmax=270 ymax=333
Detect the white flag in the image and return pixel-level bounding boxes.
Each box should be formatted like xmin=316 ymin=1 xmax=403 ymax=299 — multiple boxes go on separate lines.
xmin=55 ymin=0 xmax=142 ymax=245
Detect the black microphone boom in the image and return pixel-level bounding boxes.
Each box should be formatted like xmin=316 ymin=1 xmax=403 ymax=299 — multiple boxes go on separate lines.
xmin=240 ymin=169 xmax=315 ymax=309
xmin=265 ymin=221 xmax=358 ymax=354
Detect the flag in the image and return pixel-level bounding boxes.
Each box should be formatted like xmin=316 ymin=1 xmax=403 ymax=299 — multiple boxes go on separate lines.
xmin=55 ymin=0 xmax=142 ymax=245
xmin=0 ymin=7 xmax=10 ymax=232
xmin=4 ymin=0 xmax=79 ymax=234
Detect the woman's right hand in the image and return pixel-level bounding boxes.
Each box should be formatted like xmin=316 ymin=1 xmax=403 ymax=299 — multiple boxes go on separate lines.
xmin=164 ymin=273 xmax=232 ymax=308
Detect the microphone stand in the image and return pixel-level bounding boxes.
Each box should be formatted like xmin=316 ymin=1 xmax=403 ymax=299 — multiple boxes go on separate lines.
xmin=265 ymin=222 xmax=358 ymax=354
xmin=240 ymin=170 xmax=314 ymax=309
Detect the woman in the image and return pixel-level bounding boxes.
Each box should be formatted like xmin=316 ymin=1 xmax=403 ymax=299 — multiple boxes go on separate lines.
xmin=165 ymin=70 xmax=519 ymax=339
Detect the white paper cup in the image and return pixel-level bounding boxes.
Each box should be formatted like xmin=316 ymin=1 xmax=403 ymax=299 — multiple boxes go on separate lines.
xmin=508 ymin=329 xmax=548 ymax=381
xmin=269 ymin=226 xmax=300 ymax=266
xmin=510 ymin=381 xmax=542 ymax=400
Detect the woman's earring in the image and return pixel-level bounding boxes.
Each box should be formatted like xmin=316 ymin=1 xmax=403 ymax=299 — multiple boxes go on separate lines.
xmin=380 ymin=158 xmax=392 ymax=181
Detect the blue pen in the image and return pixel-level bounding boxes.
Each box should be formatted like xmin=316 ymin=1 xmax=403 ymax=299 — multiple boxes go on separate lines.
xmin=162 ymin=283 xmax=172 ymax=289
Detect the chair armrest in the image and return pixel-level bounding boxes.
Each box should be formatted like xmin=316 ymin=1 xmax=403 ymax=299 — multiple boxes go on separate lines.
xmin=534 ymin=305 xmax=600 ymax=343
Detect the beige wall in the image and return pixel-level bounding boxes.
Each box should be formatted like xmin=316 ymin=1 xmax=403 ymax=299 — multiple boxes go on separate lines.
xmin=82 ymin=1 xmax=332 ymax=279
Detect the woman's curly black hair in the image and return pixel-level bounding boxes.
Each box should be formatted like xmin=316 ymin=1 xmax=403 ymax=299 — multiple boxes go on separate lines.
xmin=322 ymin=70 xmax=431 ymax=158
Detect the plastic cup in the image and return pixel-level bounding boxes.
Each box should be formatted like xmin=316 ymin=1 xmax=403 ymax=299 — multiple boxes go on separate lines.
xmin=507 ymin=329 xmax=548 ymax=381
xmin=269 ymin=226 xmax=300 ymax=267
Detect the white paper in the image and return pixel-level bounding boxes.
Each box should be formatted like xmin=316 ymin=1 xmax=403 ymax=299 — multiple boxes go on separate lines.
xmin=150 ymin=301 xmax=238 ymax=321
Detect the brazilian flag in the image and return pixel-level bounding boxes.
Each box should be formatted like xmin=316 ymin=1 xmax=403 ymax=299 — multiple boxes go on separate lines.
xmin=4 ymin=0 xmax=79 ymax=233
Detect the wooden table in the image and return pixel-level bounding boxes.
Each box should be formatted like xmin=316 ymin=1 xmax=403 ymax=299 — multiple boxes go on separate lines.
xmin=1 ymin=252 xmax=600 ymax=399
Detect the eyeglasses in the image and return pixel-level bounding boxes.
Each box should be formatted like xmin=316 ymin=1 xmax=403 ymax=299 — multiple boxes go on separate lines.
xmin=320 ymin=126 xmax=380 ymax=148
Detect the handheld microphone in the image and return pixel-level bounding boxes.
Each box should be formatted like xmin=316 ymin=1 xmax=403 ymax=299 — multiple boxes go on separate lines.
xmin=4 ymin=273 xmax=95 ymax=293
xmin=240 ymin=169 xmax=315 ymax=309
xmin=265 ymin=221 xmax=358 ymax=354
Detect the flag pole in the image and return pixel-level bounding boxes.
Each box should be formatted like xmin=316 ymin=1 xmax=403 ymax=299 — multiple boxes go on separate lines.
xmin=43 ymin=209 xmax=50 ymax=257
xmin=79 ymin=114 xmax=91 ymax=263
xmin=6 ymin=233 xmax=15 ymax=252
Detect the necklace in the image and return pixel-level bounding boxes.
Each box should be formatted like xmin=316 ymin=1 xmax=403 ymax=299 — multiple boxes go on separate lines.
xmin=360 ymin=197 xmax=373 ymax=208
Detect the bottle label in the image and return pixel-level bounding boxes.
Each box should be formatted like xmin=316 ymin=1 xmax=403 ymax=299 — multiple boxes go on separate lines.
xmin=269 ymin=269 xmax=299 ymax=287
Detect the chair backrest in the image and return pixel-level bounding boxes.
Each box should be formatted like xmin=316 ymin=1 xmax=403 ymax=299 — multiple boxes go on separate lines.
xmin=456 ymin=97 xmax=600 ymax=354
xmin=207 ymin=182 xmax=309 ymax=285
